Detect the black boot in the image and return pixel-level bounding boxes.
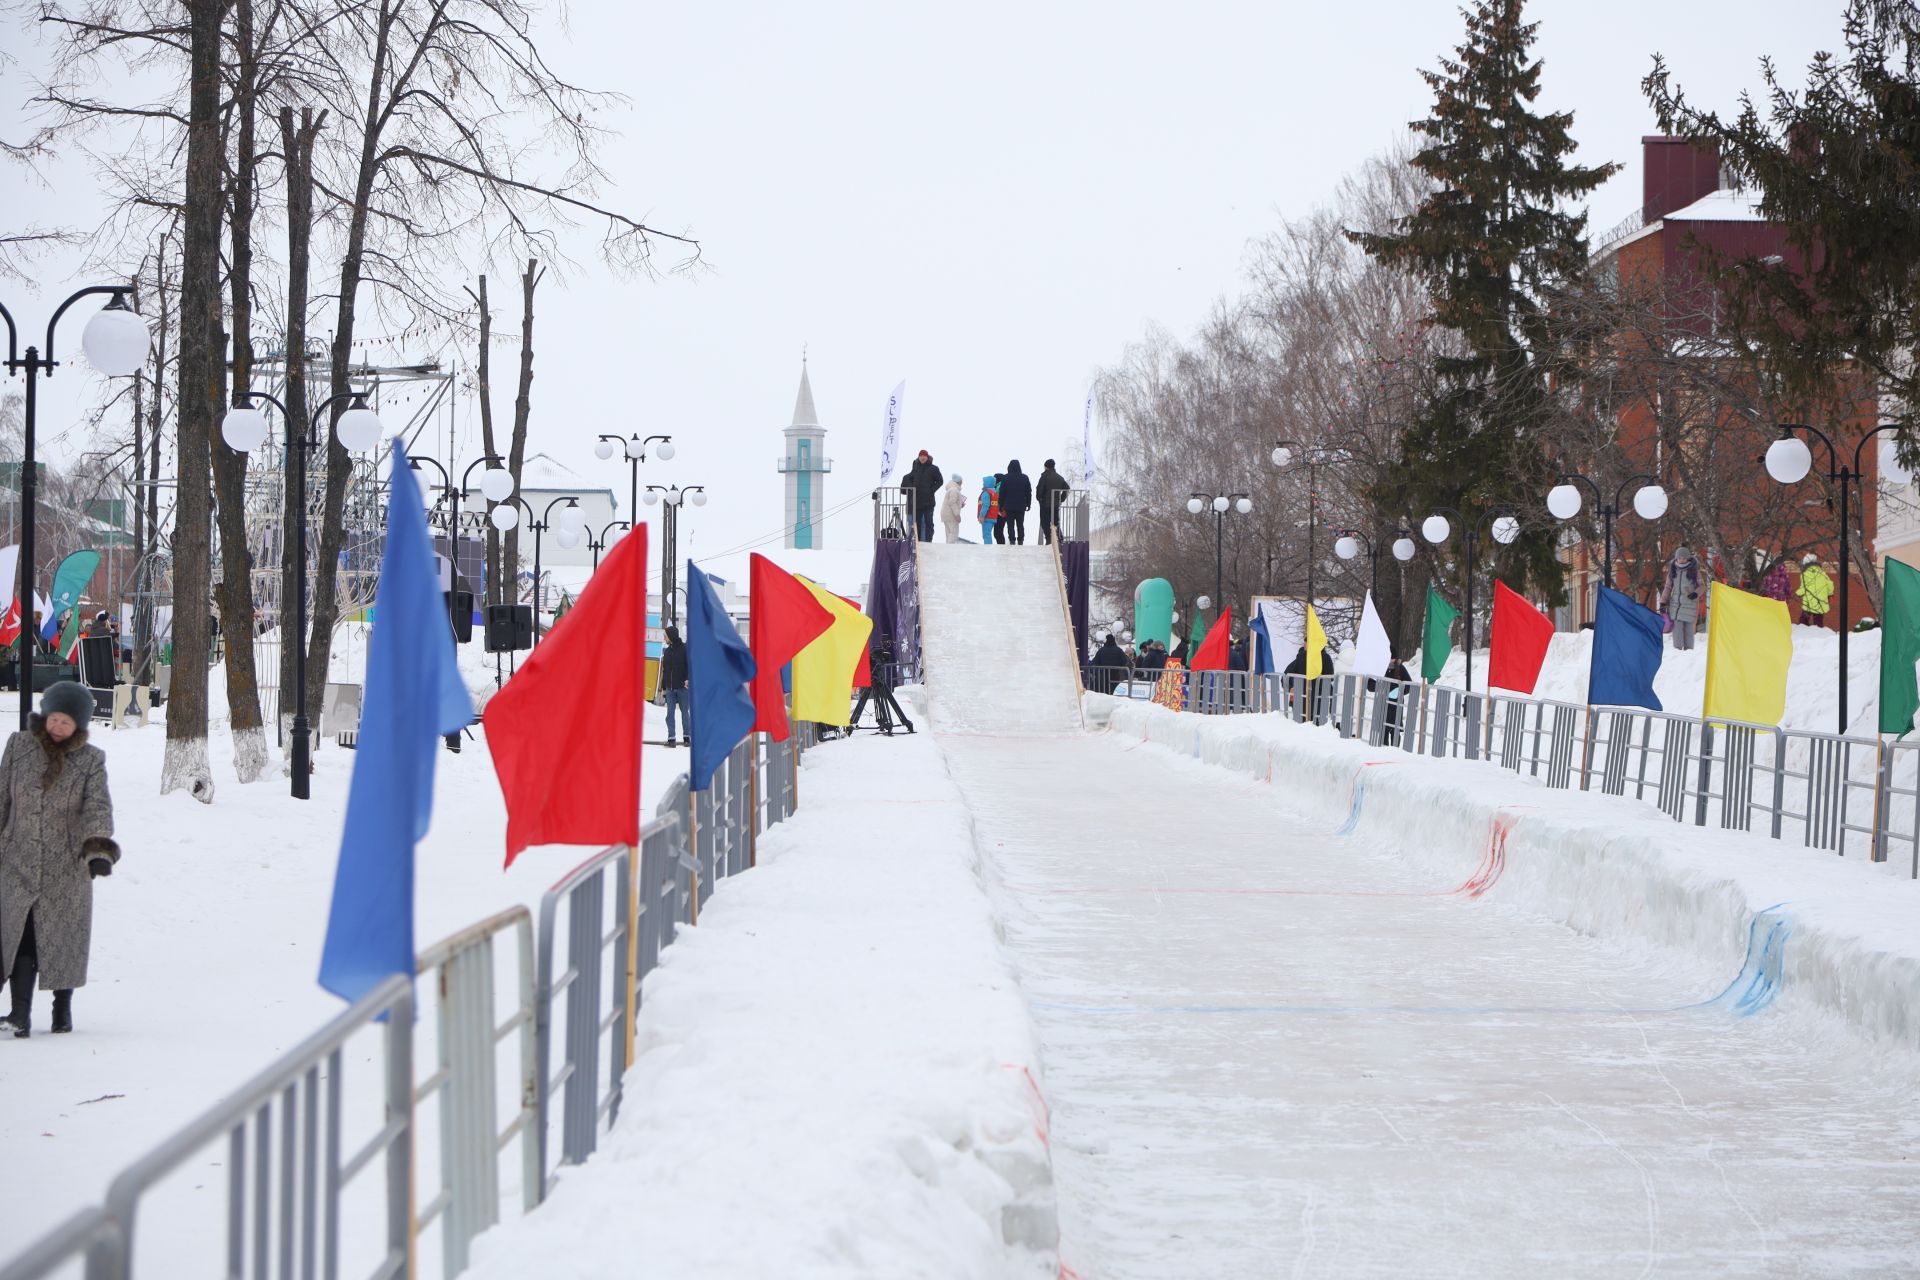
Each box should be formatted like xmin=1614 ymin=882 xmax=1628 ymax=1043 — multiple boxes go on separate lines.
xmin=6 ymin=966 xmax=31 ymax=1039
xmin=51 ymin=990 xmax=71 ymax=1034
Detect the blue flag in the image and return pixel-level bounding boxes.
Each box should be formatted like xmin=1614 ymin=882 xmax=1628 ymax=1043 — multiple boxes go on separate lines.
xmin=686 ymin=560 xmax=757 ymax=792
xmin=1588 ymin=585 xmax=1664 ymax=712
xmin=319 ymin=444 xmax=474 ymax=1003
xmin=1248 ymin=607 xmax=1275 ymax=675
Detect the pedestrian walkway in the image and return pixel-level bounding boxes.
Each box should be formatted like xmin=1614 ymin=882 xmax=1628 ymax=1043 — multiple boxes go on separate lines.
xmin=940 ymin=732 xmax=1920 ymax=1278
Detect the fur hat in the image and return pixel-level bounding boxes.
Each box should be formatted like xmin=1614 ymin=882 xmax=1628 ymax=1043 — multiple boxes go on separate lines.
xmin=40 ymin=680 xmax=92 ymax=730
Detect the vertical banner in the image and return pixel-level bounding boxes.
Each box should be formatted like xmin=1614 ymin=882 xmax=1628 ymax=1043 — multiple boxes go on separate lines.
xmin=1082 ymin=387 xmax=1098 ymax=484
xmin=878 ymin=380 xmax=906 ymax=485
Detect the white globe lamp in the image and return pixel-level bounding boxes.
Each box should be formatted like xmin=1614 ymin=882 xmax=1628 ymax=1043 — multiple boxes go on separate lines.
xmin=1235 ymin=497 xmax=1252 ymax=514
xmin=689 ymin=489 xmax=709 ymax=507
xmin=1271 ymin=445 xmax=1292 ymax=468
xmin=1546 ymin=483 xmax=1583 ymax=520
xmin=334 ymin=405 xmax=384 ymax=452
xmin=1334 ymin=535 xmax=1359 ymax=560
xmin=1186 ymin=497 xmax=1204 ymax=514
xmin=1632 ymin=484 xmax=1669 ymax=520
xmin=554 ymin=527 xmax=582 ymax=550
xmin=1765 ymin=435 xmax=1813 ymax=484
xmin=624 ymin=436 xmax=645 ymax=460
xmin=643 ymin=489 xmax=661 ymax=506
xmin=80 ymin=302 xmax=151 ymax=377
xmin=554 ymin=502 xmax=586 ymax=533
xmin=1196 ymin=594 xmax=1212 ymax=611
xmin=1491 ymin=515 xmax=1521 ymax=545
xmin=655 ymin=439 xmax=676 ymax=461
xmin=1392 ymin=537 xmax=1416 ymax=562
xmin=1422 ymin=514 xmax=1451 ymax=544
xmin=1211 ymin=495 xmax=1228 ymax=513
xmin=221 ymin=406 xmax=270 ymax=453
xmin=594 ymin=439 xmax=615 ymax=461
xmin=478 ymin=467 xmax=515 ymax=503
xmin=489 ymin=504 xmax=520 ymax=532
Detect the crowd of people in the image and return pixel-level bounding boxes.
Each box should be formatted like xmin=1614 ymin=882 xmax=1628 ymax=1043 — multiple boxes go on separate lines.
xmin=900 ymin=451 xmax=1074 ymax=545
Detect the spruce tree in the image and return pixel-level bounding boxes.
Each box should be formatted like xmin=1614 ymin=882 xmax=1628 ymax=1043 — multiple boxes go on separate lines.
xmin=1352 ymin=0 xmax=1616 ymax=603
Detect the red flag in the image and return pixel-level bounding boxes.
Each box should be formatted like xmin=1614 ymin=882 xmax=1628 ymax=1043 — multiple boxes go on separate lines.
xmin=1488 ymin=580 xmax=1554 ymax=694
xmin=0 ymin=599 xmax=20 ymax=648
xmin=1188 ymin=610 xmax=1232 ymax=672
xmin=485 ymin=526 xmax=648 ymax=867
xmin=842 ymin=594 xmax=872 ymax=689
xmin=750 ymin=554 xmax=834 ymax=741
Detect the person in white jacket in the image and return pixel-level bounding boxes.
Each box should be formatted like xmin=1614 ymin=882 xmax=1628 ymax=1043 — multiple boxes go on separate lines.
xmin=939 ymin=476 xmax=966 ymax=543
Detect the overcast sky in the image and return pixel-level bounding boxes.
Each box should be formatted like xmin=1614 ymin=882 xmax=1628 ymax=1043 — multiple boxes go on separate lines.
xmin=7 ymin=0 xmax=1848 ymax=570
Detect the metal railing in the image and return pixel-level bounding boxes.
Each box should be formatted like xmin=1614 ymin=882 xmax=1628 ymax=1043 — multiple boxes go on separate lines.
xmin=8 ymin=724 xmax=821 ymax=1280
xmin=872 ymin=486 xmax=916 ymax=542
xmin=1133 ymin=666 xmax=1916 ymax=875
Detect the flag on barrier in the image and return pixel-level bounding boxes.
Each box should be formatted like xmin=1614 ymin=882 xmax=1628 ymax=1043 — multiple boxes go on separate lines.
xmin=486 ymin=520 xmax=648 ymax=867
xmin=320 ymin=445 xmax=474 ymax=1002
xmin=1421 ymin=586 xmax=1458 ymax=683
xmin=1305 ymin=604 xmax=1330 ymax=679
xmin=790 ymin=575 xmax=872 ymax=727
xmin=750 ymin=554 xmax=834 ymax=741
xmin=1881 ymin=558 xmax=1920 ymax=735
xmin=687 ymin=560 xmax=757 ymax=791
xmin=1353 ymin=592 xmax=1391 ymax=679
xmin=1703 ymin=582 xmax=1792 ymax=726
xmin=1488 ymin=581 xmax=1553 ymax=694
xmin=1189 ymin=609 xmax=1232 ymax=671
xmin=1589 ymin=585 xmax=1664 ymax=711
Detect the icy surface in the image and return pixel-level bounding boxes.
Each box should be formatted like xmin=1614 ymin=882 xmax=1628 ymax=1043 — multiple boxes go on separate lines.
xmin=946 ymin=717 xmax=1920 ymax=1278
xmin=465 ymin=731 xmax=1057 ymax=1280
xmin=917 ymin=542 xmax=1082 ymax=735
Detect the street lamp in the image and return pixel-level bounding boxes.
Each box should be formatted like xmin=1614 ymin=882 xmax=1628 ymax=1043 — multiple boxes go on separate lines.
xmin=408 ymin=451 xmax=517 ymax=605
xmin=1331 ymin=527 xmax=1387 ymax=599
xmin=1544 ymin=472 xmax=1666 ymax=589
xmin=516 ymin=495 xmax=578 ymax=647
xmin=1272 ymin=439 xmax=1337 ymax=618
xmin=596 ymin=432 xmax=673 ymax=525
xmin=0 ymin=287 xmax=149 ymax=728
xmin=644 ymin=483 xmax=705 ymax=627
xmin=222 ymin=388 xmax=382 ymax=798
xmin=589 ymin=519 xmax=631 ymax=572
xmin=1420 ymin=504 xmax=1522 ymax=693
xmin=1187 ymin=490 xmax=1252 ymax=624
xmin=1764 ymin=422 xmax=1900 ymax=733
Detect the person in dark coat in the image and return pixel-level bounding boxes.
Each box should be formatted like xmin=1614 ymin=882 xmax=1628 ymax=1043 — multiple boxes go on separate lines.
xmin=1137 ymin=640 xmax=1167 ymax=671
xmin=905 ymin=451 xmax=943 ymax=543
xmin=1 ymin=681 xmax=117 ymax=1037
xmin=658 ymin=625 xmax=691 ymax=747
xmin=1035 ymin=460 xmax=1071 ymax=544
xmin=998 ymin=461 xmax=1032 ymax=545
xmin=1090 ymin=634 xmax=1127 ymax=694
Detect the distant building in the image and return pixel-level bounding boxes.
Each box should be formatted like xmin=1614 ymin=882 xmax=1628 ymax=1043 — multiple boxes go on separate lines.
xmin=780 ymin=360 xmax=832 ymax=548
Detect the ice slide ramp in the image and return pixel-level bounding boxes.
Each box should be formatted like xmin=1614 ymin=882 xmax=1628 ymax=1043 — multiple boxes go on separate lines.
xmin=916 ymin=542 xmax=1084 ymax=735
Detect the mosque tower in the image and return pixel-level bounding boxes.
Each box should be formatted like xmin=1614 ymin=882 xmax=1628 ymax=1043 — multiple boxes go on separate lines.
xmin=780 ymin=357 xmax=831 ymax=548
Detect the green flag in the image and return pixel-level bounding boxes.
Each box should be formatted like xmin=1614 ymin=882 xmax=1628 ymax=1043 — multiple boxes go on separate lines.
xmin=1421 ymin=585 xmax=1459 ymax=683
xmin=1880 ymin=559 xmax=1920 ymax=735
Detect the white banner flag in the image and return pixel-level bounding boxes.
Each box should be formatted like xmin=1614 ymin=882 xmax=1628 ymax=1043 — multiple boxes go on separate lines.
xmin=1354 ymin=590 xmax=1392 ymax=678
xmin=1257 ymin=598 xmax=1303 ymax=671
xmin=879 ymin=381 xmax=906 ymax=485
xmin=1082 ymin=388 xmax=1098 ymax=483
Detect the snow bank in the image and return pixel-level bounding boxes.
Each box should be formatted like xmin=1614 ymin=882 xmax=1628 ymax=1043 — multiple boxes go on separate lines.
xmin=464 ymin=731 xmax=1057 ymax=1280
xmin=1102 ymin=698 xmax=1920 ymax=1049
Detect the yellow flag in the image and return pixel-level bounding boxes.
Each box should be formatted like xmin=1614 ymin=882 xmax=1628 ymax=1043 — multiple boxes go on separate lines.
xmin=790 ymin=576 xmax=874 ymax=727
xmin=1702 ymin=582 xmax=1792 ymax=726
xmin=1305 ymin=604 xmax=1329 ymax=679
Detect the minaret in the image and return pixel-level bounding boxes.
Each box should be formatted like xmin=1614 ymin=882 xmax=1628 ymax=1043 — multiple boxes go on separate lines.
xmin=780 ymin=357 xmax=831 ymax=548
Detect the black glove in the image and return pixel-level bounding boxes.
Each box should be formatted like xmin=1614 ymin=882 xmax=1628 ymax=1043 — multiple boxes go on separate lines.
xmin=88 ymin=857 xmax=112 ymax=879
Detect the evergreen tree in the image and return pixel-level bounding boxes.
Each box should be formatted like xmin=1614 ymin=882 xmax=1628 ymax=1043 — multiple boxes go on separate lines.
xmin=1645 ymin=0 xmax=1920 ymax=443
xmin=1351 ymin=0 xmax=1616 ymax=603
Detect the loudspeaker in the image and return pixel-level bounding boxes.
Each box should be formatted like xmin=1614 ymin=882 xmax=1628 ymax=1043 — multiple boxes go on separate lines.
xmin=447 ymin=590 xmax=474 ymax=643
xmin=484 ymin=603 xmax=533 ymax=653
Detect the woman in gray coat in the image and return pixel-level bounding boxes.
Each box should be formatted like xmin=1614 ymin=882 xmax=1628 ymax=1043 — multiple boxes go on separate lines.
xmin=1663 ymin=546 xmax=1704 ymax=651
xmin=1 ymin=681 xmax=118 ymax=1037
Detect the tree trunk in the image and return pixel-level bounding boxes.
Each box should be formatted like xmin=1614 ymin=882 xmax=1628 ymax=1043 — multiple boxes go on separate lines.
xmin=504 ymin=259 xmax=542 ymax=613
xmin=472 ymin=273 xmax=499 ymax=605
xmin=215 ymin=0 xmax=267 ymax=782
xmin=162 ymin=0 xmax=229 ymax=803
xmin=277 ymin=106 xmax=323 ymax=750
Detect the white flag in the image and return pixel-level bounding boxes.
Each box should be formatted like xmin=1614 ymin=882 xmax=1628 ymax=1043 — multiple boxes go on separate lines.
xmin=879 ymin=381 xmax=906 ymax=485
xmin=1354 ymin=591 xmax=1392 ymax=678
xmin=1257 ymin=598 xmax=1303 ymax=671
xmin=1082 ymin=388 xmax=1098 ymax=483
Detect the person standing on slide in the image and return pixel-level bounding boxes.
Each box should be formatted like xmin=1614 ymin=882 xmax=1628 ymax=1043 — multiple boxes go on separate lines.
xmin=905 ymin=450 xmax=943 ymax=543
xmin=1035 ymin=459 xmax=1070 ymax=544
xmin=999 ymin=460 xmax=1032 ymax=545
xmin=940 ymin=475 xmax=966 ymax=543
xmin=979 ymin=475 xmax=1003 ymax=545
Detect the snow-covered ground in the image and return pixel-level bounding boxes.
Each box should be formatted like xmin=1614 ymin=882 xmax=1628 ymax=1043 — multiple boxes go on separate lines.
xmin=979 ymin=703 xmax=1920 ymax=1276
xmin=463 ymin=730 xmax=1057 ymax=1280
xmin=0 ymin=670 xmax=687 ymax=1264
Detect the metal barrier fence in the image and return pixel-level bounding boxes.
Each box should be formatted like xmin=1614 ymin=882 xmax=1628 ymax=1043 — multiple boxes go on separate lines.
xmin=1102 ymin=664 xmax=1917 ymax=876
xmin=7 ymin=726 xmax=818 ymax=1280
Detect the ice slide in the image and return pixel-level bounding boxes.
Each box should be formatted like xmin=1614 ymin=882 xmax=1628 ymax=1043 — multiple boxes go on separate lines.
xmin=916 ymin=541 xmax=1084 ymax=735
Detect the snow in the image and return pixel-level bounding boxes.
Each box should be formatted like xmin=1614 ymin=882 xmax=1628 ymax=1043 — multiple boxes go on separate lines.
xmin=918 ymin=542 xmax=1082 ymax=735
xmin=990 ymin=701 xmax=1920 ymax=1273
xmin=463 ymin=730 xmax=1058 ymax=1280
xmin=1665 ymin=186 xmax=1769 ymax=223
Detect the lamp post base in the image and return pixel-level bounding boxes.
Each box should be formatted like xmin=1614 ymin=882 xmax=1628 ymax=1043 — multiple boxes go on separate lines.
xmin=291 ymin=712 xmax=311 ymax=800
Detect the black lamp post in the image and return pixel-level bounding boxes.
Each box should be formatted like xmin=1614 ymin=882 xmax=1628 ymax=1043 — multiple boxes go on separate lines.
xmin=1331 ymin=528 xmax=1379 ymax=599
xmin=1419 ymin=505 xmax=1523 ymax=693
xmin=0 ymin=287 xmax=149 ymax=727
xmin=508 ymin=495 xmax=579 ymax=647
xmin=1545 ymin=472 xmax=1668 ymax=590
xmin=1763 ymin=422 xmax=1901 ymax=734
xmin=222 ymin=389 xmax=383 ymax=797
xmin=1273 ymin=440 xmax=1339 ymax=618
xmin=590 ymin=519 xmax=631 ymax=572
xmin=645 ymin=483 xmax=706 ymax=627
xmin=1186 ymin=490 xmax=1252 ymax=622
xmin=596 ymin=433 xmax=673 ymax=527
